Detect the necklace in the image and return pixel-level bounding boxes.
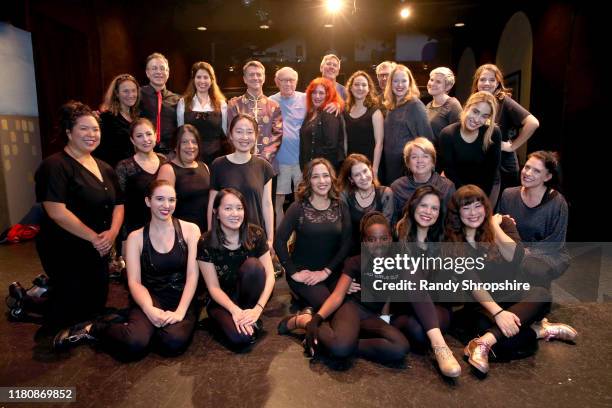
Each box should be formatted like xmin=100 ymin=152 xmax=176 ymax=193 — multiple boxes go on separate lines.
xmin=357 ymin=186 xmax=375 ymax=200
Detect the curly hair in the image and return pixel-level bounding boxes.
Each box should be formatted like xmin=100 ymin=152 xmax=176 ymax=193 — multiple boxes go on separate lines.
xmin=58 ymin=100 xmax=99 ymax=143
xmin=296 ymin=158 xmax=339 ymax=201
xmin=305 ymin=77 xmax=344 ymax=121
xmin=100 ymin=74 xmax=140 ymax=119
xmin=336 ymin=153 xmax=380 ymax=193
xmin=345 ymin=70 xmax=380 ymax=110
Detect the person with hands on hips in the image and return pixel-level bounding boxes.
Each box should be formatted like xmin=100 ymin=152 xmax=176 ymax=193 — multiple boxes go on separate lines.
xmin=198 ymin=188 xmax=275 ymax=350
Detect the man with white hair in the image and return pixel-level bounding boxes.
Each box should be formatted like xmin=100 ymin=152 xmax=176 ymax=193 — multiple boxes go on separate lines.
xmin=375 ymin=60 xmax=397 ymax=93
xmin=320 ymin=54 xmax=347 ymax=101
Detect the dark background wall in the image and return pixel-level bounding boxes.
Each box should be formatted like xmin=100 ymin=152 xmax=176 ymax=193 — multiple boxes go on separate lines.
xmin=1 ymin=0 xmax=601 ymax=240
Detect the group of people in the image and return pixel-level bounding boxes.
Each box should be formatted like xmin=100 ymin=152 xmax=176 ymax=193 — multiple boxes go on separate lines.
xmin=7 ymin=51 xmax=577 ymax=378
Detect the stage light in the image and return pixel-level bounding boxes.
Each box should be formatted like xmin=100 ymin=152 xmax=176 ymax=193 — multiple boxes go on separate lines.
xmin=326 ymin=0 xmax=343 ymax=13
xmin=324 ymin=24 xmax=334 ymax=28
xmin=197 ymin=26 xmax=207 ymax=31
xmin=400 ymin=7 xmax=411 ymax=19
xmin=455 ymin=22 xmax=465 ymax=27
xmin=260 ymin=24 xmax=270 ymax=29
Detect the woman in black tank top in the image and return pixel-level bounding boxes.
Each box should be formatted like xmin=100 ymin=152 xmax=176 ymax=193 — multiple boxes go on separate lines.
xmin=54 ymin=180 xmax=202 ymax=360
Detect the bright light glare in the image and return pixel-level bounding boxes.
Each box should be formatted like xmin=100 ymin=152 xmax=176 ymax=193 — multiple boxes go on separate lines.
xmin=400 ymin=8 xmax=411 ymax=19
xmin=326 ymin=0 xmax=343 ymax=13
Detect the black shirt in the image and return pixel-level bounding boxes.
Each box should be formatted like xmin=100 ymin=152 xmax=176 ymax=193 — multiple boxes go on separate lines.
xmin=95 ymin=111 xmax=134 ymax=168
xmin=197 ymin=224 xmax=269 ymax=294
xmin=170 ymin=161 xmax=210 ymax=232
xmin=210 ymin=156 xmax=274 ymax=230
xmin=344 ymin=107 xmax=377 ymax=162
xmin=299 ymin=111 xmax=346 ymax=170
xmin=139 ymin=85 xmax=180 ymax=153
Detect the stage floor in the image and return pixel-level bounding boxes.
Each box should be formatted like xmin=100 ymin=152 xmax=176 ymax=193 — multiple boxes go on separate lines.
xmin=1 ymin=241 xmax=610 ymax=408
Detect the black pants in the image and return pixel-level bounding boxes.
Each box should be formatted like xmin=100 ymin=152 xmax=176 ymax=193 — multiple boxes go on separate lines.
xmin=287 ymin=274 xmax=338 ymax=310
xmin=318 ymin=301 xmax=409 ymax=363
xmin=93 ymin=296 xmax=198 ymax=361
xmin=466 ymin=286 xmax=551 ymax=359
xmin=207 ymin=257 xmax=266 ymax=350
xmin=391 ymin=303 xmax=452 ymax=353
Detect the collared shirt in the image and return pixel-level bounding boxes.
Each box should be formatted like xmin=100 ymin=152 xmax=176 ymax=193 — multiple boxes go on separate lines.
xmin=139 ymin=85 xmax=180 ymax=152
xmin=227 ymin=92 xmax=283 ymax=165
xmin=269 ymin=91 xmax=306 ymax=166
xmin=177 ymin=96 xmax=228 ymax=134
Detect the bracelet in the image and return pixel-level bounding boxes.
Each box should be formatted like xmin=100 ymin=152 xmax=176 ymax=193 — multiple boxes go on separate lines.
xmin=493 ymin=309 xmax=504 ymax=318
xmin=323 ymin=268 xmax=332 ymax=276
xmin=255 ymin=303 xmax=265 ymax=310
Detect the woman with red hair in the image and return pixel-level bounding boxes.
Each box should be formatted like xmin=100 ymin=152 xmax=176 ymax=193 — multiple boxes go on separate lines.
xmin=299 ymin=77 xmax=346 ymax=170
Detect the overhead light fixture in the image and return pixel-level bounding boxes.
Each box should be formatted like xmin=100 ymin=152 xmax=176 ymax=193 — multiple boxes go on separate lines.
xmin=455 ymin=22 xmax=465 ymax=27
xmin=400 ymin=7 xmax=411 ymax=19
xmin=260 ymin=24 xmax=270 ymax=29
xmin=326 ymin=0 xmax=343 ymax=13
xmin=324 ymin=23 xmax=334 ymax=28
xmin=197 ymin=26 xmax=207 ymax=31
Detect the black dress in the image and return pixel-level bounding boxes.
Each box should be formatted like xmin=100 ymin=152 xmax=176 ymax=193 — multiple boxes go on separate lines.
xmin=344 ymin=107 xmax=376 ymax=162
xmin=115 ymin=154 xmax=167 ymax=234
xmin=35 ymin=151 xmax=123 ymax=327
xmin=95 ymin=111 xmax=133 ymax=168
xmin=170 ymin=161 xmax=210 ymax=232
xmin=183 ymin=109 xmax=228 ymax=166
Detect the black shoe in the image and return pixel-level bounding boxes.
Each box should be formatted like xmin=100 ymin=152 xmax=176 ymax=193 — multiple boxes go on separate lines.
xmin=32 ymin=274 xmax=50 ymax=288
xmin=6 ymin=282 xmax=26 ymax=318
xmin=277 ymin=307 xmax=313 ymax=335
xmin=272 ymin=255 xmax=284 ymax=279
xmin=53 ymin=322 xmax=95 ymax=351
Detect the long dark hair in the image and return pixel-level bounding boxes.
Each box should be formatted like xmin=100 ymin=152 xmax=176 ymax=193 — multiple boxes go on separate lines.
xmin=295 ymin=158 xmax=339 ymax=201
xmin=172 ymin=124 xmax=202 ymax=166
xmin=207 ymin=188 xmax=255 ymax=250
xmin=396 ymin=185 xmax=444 ymax=243
xmin=336 ymin=153 xmax=380 ymax=193
xmin=444 ymin=184 xmax=495 ymax=244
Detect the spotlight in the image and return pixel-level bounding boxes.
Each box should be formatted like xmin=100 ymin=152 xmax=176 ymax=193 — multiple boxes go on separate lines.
xmin=454 ymin=22 xmax=465 ymax=27
xmin=324 ymin=23 xmax=334 ymax=28
xmin=400 ymin=7 xmax=410 ymax=19
xmin=260 ymin=24 xmax=270 ymax=29
xmin=196 ymin=26 xmax=207 ymax=31
xmin=326 ymin=0 xmax=343 ymax=13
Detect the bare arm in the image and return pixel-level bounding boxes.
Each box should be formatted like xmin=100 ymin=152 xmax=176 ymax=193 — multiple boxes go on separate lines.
xmin=372 ymin=109 xmax=384 ymax=177
xmin=157 ymin=163 xmax=176 ymax=186
xmin=262 ymin=180 xmax=274 ymax=248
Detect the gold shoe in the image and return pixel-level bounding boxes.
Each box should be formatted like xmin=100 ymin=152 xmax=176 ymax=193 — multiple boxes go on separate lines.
xmin=464 ymin=337 xmax=494 ymax=374
xmin=433 ymin=345 xmax=461 ymax=378
xmin=538 ymin=318 xmax=578 ymax=342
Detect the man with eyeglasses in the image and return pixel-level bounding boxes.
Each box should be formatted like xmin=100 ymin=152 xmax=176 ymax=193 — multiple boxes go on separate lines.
xmin=139 ymin=52 xmax=180 ymax=154
xmin=375 ymin=61 xmax=397 ymax=94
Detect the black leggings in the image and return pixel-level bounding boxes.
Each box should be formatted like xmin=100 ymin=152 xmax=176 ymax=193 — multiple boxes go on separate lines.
xmin=92 ymin=297 xmax=198 ymax=361
xmin=317 ymin=301 xmax=409 ymax=363
xmin=207 ymin=257 xmax=266 ymax=350
xmin=287 ymin=274 xmax=337 ymax=310
xmin=391 ymin=303 xmax=452 ymax=353
xmin=469 ymin=286 xmax=551 ymax=358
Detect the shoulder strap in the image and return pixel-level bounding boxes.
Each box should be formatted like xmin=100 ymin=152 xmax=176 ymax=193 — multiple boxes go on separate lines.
xmin=172 ymin=217 xmax=187 ymax=253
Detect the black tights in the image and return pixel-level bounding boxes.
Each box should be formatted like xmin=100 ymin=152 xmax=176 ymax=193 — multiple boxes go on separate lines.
xmin=391 ymin=303 xmax=452 ymax=353
xmin=470 ymin=286 xmax=551 ymax=358
xmin=207 ymin=257 xmax=266 ymax=350
xmin=93 ymin=297 xmax=198 ymax=361
xmin=317 ymin=301 xmax=409 ymax=363
xmin=287 ymin=273 xmax=338 ymax=310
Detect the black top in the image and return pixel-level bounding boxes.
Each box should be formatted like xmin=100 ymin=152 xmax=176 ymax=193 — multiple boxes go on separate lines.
xmin=170 ymin=161 xmax=210 ymax=232
xmin=210 ymin=156 xmax=274 ymax=231
xmin=390 ymin=172 xmax=455 ymax=218
xmin=342 ymin=255 xmax=385 ymax=314
xmin=115 ymin=154 xmax=167 ymax=233
xmin=299 ymin=111 xmax=346 ymax=170
xmin=426 ymin=96 xmax=462 ymax=147
xmin=95 ymin=111 xmax=133 ymax=168
xmin=496 ymin=96 xmax=531 ymax=173
xmin=35 ymin=151 xmax=123 ymax=245
xmin=344 ymin=107 xmax=377 ymax=162
xmin=438 ymin=122 xmax=501 ymax=196
xmin=141 ymin=217 xmax=188 ymax=310
xmin=341 ymin=186 xmax=394 ymax=254
xmin=183 ymin=109 xmax=228 ymax=166
xmin=197 ymin=224 xmax=269 ymax=294
xmin=274 ymin=199 xmax=352 ymax=277
xmin=139 ymin=85 xmax=180 ymax=153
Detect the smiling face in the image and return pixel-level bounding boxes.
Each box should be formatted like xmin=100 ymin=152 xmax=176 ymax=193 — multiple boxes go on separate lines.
xmin=376 ymin=66 xmax=392 ymax=91
xmin=350 ymin=162 xmax=373 ymax=191
xmin=350 ymin=75 xmax=369 ymax=101
xmin=463 ymin=101 xmax=492 ymax=132
xmin=217 ymin=193 xmax=245 ymax=232
xmin=413 ymin=193 xmax=440 ymax=229
xmin=392 ymin=70 xmax=409 ymax=100
xmin=459 ymin=200 xmax=486 ymax=230
xmin=194 ymin=69 xmax=212 ymax=95
xmin=244 ymin=65 xmax=265 ymax=94
xmin=145 ymin=57 xmax=169 ymax=89
xmin=320 ymin=57 xmax=340 ymax=81
xmin=521 ymin=157 xmax=551 ymax=189
xmin=427 ymin=73 xmax=449 ymax=97
xmin=117 ymin=80 xmax=138 ymax=109
xmin=311 ymin=85 xmax=327 ymax=108
xmin=364 ymin=223 xmax=392 ymax=257
xmin=408 ymin=146 xmax=434 ymax=179
xmin=178 ymin=131 xmax=199 ymax=164
xmin=131 ymin=123 xmax=156 ymax=153
xmin=477 ymin=69 xmax=498 ymax=94
xmin=66 ymin=115 xmax=100 ymax=154
xmin=310 ymin=163 xmax=332 ymax=197
xmin=275 ymin=70 xmax=297 ymax=97
xmin=146 ymin=184 xmax=176 ymax=221
xmin=230 ymin=117 xmax=256 ymax=153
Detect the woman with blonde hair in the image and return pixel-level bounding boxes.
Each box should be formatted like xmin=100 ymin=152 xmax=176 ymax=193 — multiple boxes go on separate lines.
xmin=177 ymin=61 xmax=228 ymax=165
xmin=426 ymin=67 xmax=462 ymax=143
xmin=382 ymin=65 xmax=433 ymax=184
xmin=437 ymin=91 xmax=501 ymax=206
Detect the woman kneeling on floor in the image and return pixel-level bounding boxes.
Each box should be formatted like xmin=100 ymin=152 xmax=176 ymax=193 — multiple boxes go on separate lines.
xmin=197 ymin=188 xmax=275 ymax=351
xmin=54 ymin=180 xmax=201 ymax=359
